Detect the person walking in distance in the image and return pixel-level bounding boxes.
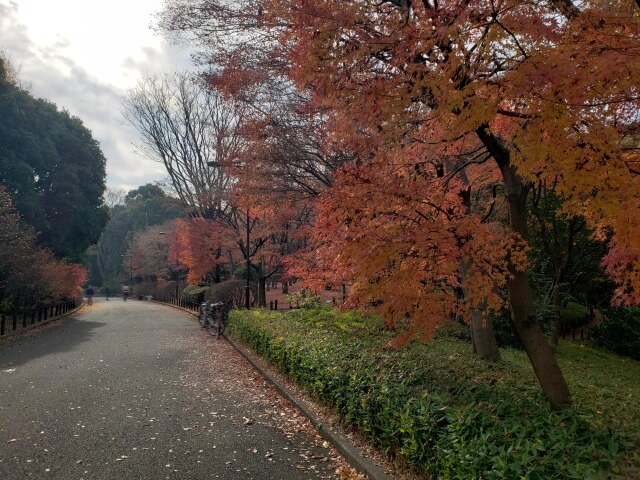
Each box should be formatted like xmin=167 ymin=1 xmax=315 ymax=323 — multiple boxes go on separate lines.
xmin=105 ymin=286 xmax=110 ymax=301
xmin=85 ymin=285 xmax=95 ymax=306
xmin=122 ymin=284 xmax=129 ymax=301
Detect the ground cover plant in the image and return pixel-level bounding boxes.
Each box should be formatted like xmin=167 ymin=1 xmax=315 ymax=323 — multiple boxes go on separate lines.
xmin=227 ymin=308 xmax=640 ymax=479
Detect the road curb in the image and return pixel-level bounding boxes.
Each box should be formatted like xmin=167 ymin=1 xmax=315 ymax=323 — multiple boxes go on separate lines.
xmin=155 ymin=301 xmax=394 ymax=480
xmin=224 ymin=334 xmax=394 ymax=480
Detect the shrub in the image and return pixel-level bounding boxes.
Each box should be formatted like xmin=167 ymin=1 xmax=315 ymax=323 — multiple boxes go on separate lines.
xmin=559 ymin=302 xmax=590 ymax=331
xmin=284 ymin=291 xmax=326 ymax=309
xmin=154 ymin=281 xmax=178 ymax=300
xmin=491 ymin=315 xmax=523 ymax=348
xmin=181 ymin=284 xmax=208 ymax=303
xmin=591 ymin=308 xmax=640 ymax=360
xmin=205 ymin=280 xmax=246 ymax=308
xmin=227 ymin=309 xmax=622 ymax=479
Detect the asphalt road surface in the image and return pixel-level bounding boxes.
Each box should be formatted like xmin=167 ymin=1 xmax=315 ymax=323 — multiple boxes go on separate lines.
xmin=0 ymin=298 xmax=339 ymax=480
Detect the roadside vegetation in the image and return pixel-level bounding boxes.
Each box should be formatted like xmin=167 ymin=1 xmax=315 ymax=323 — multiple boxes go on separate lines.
xmin=228 ymin=308 xmax=640 ymax=479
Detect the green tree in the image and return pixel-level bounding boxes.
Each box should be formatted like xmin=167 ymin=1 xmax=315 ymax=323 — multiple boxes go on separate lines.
xmin=0 ymin=185 xmax=87 ymax=312
xmin=88 ymin=184 xmax=185 ymax=287
xmin=0 ymin=57 xmax=108 ymax=260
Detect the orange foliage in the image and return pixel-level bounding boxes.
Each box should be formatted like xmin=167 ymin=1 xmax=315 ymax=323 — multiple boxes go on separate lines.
xmin=301 ymin=160 xmax=526 ymax=334
xmin=258 ymin=0 xmax=640 ymax=316
xmin=171 ymin=218 xmax=229 ymax=283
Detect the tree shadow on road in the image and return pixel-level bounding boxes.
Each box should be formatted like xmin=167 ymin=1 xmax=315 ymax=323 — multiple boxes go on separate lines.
xmin=0 ymin=317 xmax=105 ymax=369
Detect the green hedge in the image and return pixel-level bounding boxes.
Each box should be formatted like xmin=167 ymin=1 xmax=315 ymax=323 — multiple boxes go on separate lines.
xmin=227 ymin=308 xmax=622 ymax=479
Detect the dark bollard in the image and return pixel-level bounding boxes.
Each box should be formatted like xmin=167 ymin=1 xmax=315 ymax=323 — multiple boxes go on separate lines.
xmin=269 ymin=301 xmax=273 ymax=310
xmin=274 ymin=299 xmax=278 ymax=310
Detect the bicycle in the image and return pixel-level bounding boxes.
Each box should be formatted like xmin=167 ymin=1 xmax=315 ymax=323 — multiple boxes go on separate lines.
xmin=198 ymin=301 xmax=226 ymax=339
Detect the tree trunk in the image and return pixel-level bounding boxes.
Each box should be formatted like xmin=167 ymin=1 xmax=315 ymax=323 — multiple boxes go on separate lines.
xmin=550 ymin=281 xmax=562 ymax=346
xmin=460 ymin=264 xmax=501 ymax=361
xmin=478 ymin=125 xmax=572 ymax=408
xmin=258 ymin=277 xmax=267 ymax=308
xmin=502 ymin=167 xmax=572 ymax=408
xmin=507 ymin=268 xmax=571 ymax=408
xmin=470 ymin=303 xmax=501 ymax=361
xmin=454 ymin=175 xmax=501 ymax=362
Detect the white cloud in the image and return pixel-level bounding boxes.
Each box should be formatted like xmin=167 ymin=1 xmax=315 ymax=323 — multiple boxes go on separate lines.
xmin=0 ymin=0 xmax=194 ymax=190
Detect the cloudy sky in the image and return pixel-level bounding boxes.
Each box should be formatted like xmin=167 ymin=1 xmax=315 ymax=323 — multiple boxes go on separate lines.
xmin=1 ymin=0 xmax=194 ymax=191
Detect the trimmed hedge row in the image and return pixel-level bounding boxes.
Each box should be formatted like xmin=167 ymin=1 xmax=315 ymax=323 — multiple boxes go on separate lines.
xmin=227 ymin=308 xmax=621 ymax=479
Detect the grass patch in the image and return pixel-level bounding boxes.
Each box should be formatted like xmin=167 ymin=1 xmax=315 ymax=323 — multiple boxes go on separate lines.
xmin=227 ymin=308 xmax=639 ymax=479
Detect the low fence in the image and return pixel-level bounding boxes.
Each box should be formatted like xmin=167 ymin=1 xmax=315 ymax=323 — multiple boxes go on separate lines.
xmin=0 ymin=300 xmax=77 ymax=337
xmin=158 ymin=297 xmax=200 ymax=313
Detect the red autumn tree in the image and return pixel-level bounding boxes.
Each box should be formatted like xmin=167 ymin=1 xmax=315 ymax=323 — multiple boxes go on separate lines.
xmin=255 ymin=0 xmax=640 ymax=408
xmin=170 ymin=195 xmax=310 ymax=306
xmin=160 ymin=0 xmax=640 ymax=407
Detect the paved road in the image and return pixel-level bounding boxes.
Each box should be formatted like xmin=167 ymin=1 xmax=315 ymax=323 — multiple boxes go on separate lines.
xmin=0 ymin=298 xmax=337 ymax=479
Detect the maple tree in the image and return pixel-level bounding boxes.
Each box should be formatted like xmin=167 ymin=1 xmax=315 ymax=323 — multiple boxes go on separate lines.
xmin=266 ymin=0 xmax=640 ymax=408
xmin=170 ymin=197 xmax=309 ymax=306
xmin=160 ymin=1 xmax=640 ymax=407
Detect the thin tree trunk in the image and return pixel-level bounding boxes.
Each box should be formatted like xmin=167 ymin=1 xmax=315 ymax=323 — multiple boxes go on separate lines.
xmin=258 ymin=277 xmax=267 ymax=308
xmin=470 ymin=301 xmax=501 ymax=361
xmin=478 ymin=125 xmax=572 ymax=408
xmin=550 ymin=281 xmax=562 ymax=346
xmin=454 ymin=169 xmax=501 ymax=361
xmin=502 ymin=170 xmax=572 ymax=408
xmin=460 ymin=262 xmax=501 ymax=361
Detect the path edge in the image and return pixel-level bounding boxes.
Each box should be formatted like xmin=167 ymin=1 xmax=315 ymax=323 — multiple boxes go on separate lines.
xmin=155 ymin=301 xmax=395 ymax=480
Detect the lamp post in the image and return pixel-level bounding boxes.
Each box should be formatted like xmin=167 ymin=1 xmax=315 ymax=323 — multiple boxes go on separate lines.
xmin=208 ymin=160 xmax=251 ymax=309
